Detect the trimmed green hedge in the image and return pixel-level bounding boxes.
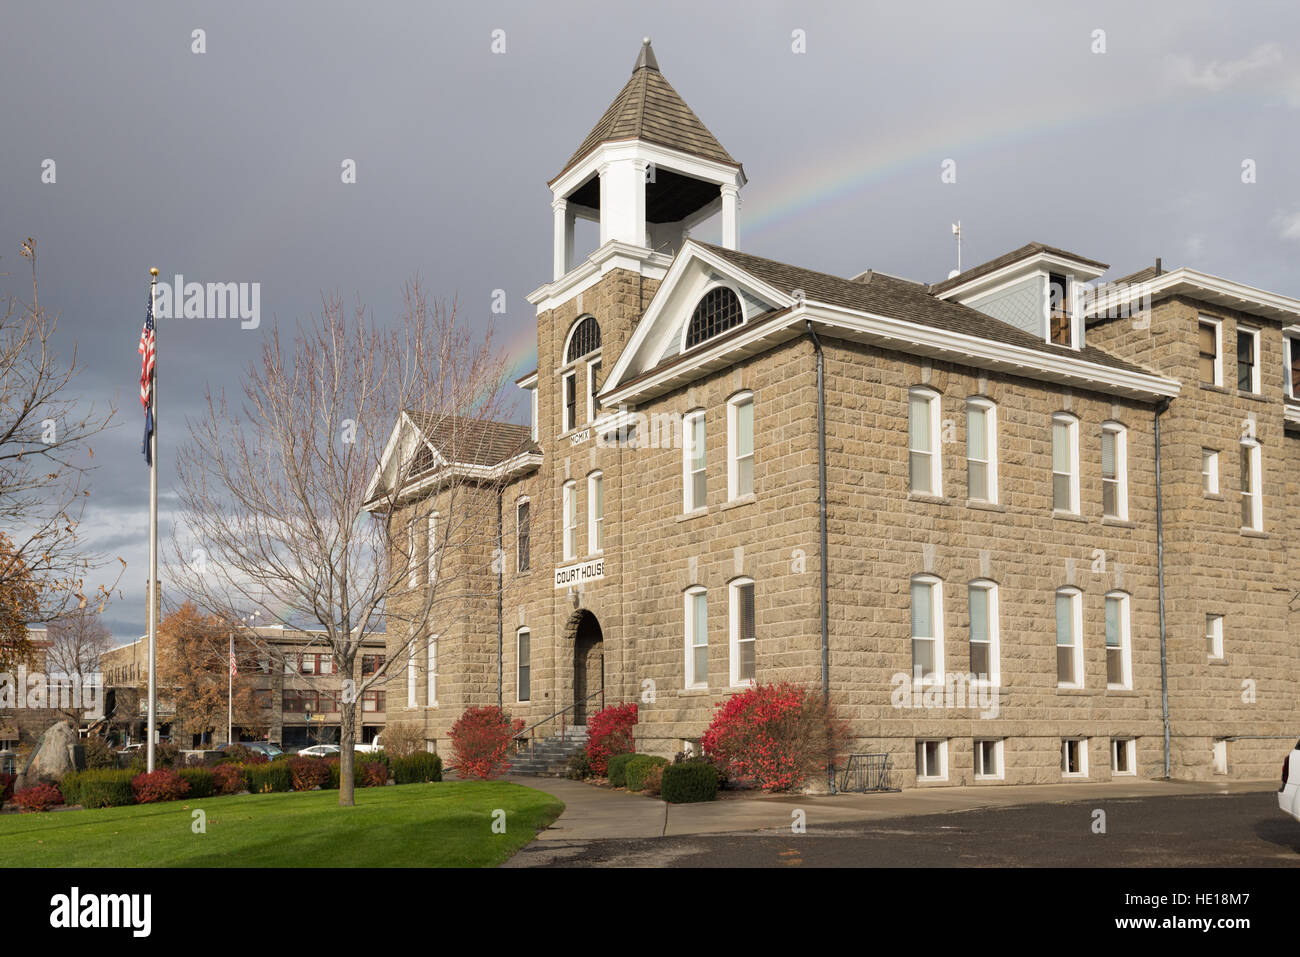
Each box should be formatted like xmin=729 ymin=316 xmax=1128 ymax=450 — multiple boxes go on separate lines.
xmin=606 ymin=752 xmax=636 ymax=788
xmin=177 ymin=767 xmax=215 ymax=798
xmin=660 ymin=761 xmax=719 ymax=803
xmin=61 ymin=769 xmax=136 ymax=808
xmin=391 ymin=752 xmax=442 ymax=784
xmin=624 ymin=755 xmax=669 ymax=792
xmin=244 ymin=760 xmax=292 ymax=794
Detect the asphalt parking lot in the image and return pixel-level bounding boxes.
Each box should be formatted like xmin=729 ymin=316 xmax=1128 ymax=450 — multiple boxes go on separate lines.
xmin=507 ymin=790 xmax=1300 ymax=867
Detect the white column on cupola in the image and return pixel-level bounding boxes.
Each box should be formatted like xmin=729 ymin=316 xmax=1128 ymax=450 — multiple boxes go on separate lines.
xmin=552 ymin=197 xmax=574 ymax=280
xmin=597 ymin=158 xmax=647 ymax=249
xmin=720 ymin=184 xmax=740 ymax=250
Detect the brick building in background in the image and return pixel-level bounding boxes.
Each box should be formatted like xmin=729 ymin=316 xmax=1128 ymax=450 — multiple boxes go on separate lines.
xmin=371 ymin=40 xmax=1300 ymax=787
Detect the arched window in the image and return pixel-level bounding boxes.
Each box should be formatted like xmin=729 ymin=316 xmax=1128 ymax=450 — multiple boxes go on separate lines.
xmin=565 ymin=315 xmax=601 ymax=363
xmin=685 ymin=287 xmax=743 ymax=349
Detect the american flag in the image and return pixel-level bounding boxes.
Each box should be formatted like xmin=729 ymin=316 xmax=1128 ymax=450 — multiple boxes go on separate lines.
xmin=139 ymin=290 xmax=155 ymax=464
xmin=229 ymin=649 xmax=238 ymax=678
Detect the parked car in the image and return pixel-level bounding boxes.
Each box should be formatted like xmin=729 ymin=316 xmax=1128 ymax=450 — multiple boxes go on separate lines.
xmin=217 ymin=742 xmax=285 ymax=760
xmin=1279 ymin=738 xmax=1300 ymax=823
xmin=297 ymin=745 xmax=340 ymax=758
xmin=354 ymin=734 xmax=383 ymax=754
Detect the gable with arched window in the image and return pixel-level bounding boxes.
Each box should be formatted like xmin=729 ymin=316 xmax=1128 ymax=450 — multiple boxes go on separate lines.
xmin=685 ymin=286 xmax=743 ymax=349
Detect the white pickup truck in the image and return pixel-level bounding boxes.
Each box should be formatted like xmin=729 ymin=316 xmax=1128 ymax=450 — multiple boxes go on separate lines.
xmin=353 ymin=734 xmax=383 ymax=755
xmin=1279 ymin=738 xmax=1300 ymax=823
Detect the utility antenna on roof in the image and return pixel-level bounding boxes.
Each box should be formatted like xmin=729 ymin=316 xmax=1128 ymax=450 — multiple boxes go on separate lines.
xmin=950 ymin=221 xmax=962 ymax=278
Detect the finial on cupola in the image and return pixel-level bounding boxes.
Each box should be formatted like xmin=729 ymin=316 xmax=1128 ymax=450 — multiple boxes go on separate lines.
xmin=634 ymin=36 xmax=659 ymax=72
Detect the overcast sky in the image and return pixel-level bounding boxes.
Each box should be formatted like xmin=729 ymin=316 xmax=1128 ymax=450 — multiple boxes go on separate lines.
xmin=2 ymin=1 xmax=1298 ymax=642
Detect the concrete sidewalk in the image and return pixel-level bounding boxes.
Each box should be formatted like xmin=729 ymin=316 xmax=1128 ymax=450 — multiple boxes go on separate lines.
xmin=506 ymin=774 xmax=1276 ymax=842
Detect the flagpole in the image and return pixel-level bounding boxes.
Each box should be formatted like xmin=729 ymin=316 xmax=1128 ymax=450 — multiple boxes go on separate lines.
xmin=228 ymin=628 xmax=233 ymax=746
xmin=147 ymin=267 xmax=159 ymax=774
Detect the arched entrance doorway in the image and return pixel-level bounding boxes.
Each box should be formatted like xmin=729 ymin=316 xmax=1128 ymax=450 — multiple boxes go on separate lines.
xmin=571 ymin=610 xmax=604 ymax=725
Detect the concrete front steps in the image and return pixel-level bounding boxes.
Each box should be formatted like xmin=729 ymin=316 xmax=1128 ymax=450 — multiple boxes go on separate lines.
xmin=509 ymin=727 xmax=588 ymax=776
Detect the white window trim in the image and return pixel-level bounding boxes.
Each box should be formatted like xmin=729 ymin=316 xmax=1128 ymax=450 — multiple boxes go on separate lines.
xmin=1052 ymin=413 xmax=1080 ymax=515
xmin=910 ymin=574 xmax=944 ymax=686
xmin=1206 ymin=613 xmax=1224 ymax=660
xmin=1104 ymin=590 xmax=1133 ymax=690
xmin=968 ymin=579 xmax=999 ymax=687
xmin=974 ymin=738 xmax=1004 ymax=781
xmin=426 ymin=511 xmax=439 ymax=585
xmin=562 ymin=370 xmax=577 ymax=434
xmin=406 ymin=641 xmax=417 ymax=708
xmin=1062 ymin=737 xmax=1090 ymax=778
xmin=728 ymin=577 xmax=756 ymax=688
xmin=1101 ymin=422 xmax=1128 ymax=520
xmin=530 ymin=387 xmax=539 ymax=443
xmin=407 ymin=514 xmax=421 ymax=590
xmin=966 ymin=397 xmax=998 ymax=504
xmin=1237 ymin=324 xmax=1261 ymax=394
xmin=586 ymin=352 xmax=602 ymax=424
xmin=1202 ymin=448 xmax=1219 ymax=495
xmin=516 ymin=627 xmax=531 ymax=703
xmin=1286 ymin=333 xmax=1300 ymax=400
xmin=726 ymin=391 xmax=755 ymax=502
xmin=915 ymin=738 xmax=948 ymax=781
xmin=426 ymin=634 xmax=438 ymax=706
xmin=1056 ymin=586 xmax=1084 ymax=689
xmin=587 ymin=471 xmax=603 ymax=555
xmin=1045 ymin=271 xmax=1082 ymax=350
xmin=685 ymin=586 xmax=708 ymax=690
xmin=909 ymin=387 xmax=942 ymax=497
xmin=516 ymin=497 xmax=530 ymax=573
xmin=562 ymin=480 xmax=577 ymax=560
xmin=683 ymin=409 xmax=706 ymax=513
xmin=1200 ymin=315 xmax=1223 ymax=387
xmin=1240 ymin=439 xmax=1263 ymax=531
xmin=1110 ymin=738 xmax=1136 ymax=776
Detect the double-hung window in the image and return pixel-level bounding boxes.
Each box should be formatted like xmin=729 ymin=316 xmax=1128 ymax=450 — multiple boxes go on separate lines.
xmin=728 ymin=392 xmax=754 ymax=500
xmin=563 ymin=371 xmax=577 ymax=433
xmin=426 ymin=635 xmax=438 ymax=706
xmin=1201 ymin=449 xmax=1219 ymax=494
xmin=1237 ymin=325 xmax=1260 ymax=393
xmin=729 ymin=578 xmax=756 ymax=686
xmin=966 ymin=398 xmax=996 ymax=503
xmin=1198 ymin=318 xmax=1222 ymax=386
xmin=562 ymin=480 xmax=578 ymax=560
xmin=1206 ymin=613 xmax=1224 ymax=659
xmin=1104 ymin=592 xmax=1131 ymax=689
xmin=909 ymin=388 xmax=941 ymax=495
xmin=968 ymin=580 xmax=998 ymax=684
xmin=684 ymin=410 xmax=706 ymax=511
xmin=516 ymin=499 xmax=530 ymax=573
xmin=426 ymin=512 xmax=438 ymax=585
xmin=685 ymin=587 xmax=708 ymax=688
xmin=517 ymin=628 xmax=531 ymax=702
xmin=587 ymin=472 xmax=604 ymax=553
xmin=1101 ymin=423 xmax=1127 ymax=519
xmin=1056 ymin=587 xmax=1083 ymax=687
xmin=910 ymin=575 xmax=943 ymax=683
xmin=1052 ymin=414 xmax=1079 ymax=513
xmin=1240 ymin=440 xmax=1262 ymax=531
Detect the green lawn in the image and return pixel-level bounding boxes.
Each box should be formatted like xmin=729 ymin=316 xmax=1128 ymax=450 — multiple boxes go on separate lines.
xmin=0 ymin=781 xmax=563 ymax=867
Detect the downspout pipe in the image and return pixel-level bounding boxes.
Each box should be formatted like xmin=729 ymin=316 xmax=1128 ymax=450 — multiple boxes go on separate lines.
xmin=805 ymin=320 xmax=829 ymax=708
xmin=806 ymin=320 xmax=832 ymax=792
xmin=1154 ymin=397 xmax=1171 ymax=779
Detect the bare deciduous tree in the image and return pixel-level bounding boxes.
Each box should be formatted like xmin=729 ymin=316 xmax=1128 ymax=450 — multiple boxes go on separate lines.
xmin=0 ymin=238 xmax=121 ymax=622
xmin=44 ymin=604 xmax=113 ymax=725
xmin=169 ymin=282 xmax=513 ymax=805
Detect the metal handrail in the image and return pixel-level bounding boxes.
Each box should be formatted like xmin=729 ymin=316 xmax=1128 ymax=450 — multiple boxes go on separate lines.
xmin=512 ymin=687 xmax=606 ymax=753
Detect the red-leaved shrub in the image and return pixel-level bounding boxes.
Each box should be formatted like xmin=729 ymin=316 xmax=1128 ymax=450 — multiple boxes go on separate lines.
xmin=288 ymin=756 xmax=330 ymax=791
xmin=585 ymin=702 xmax=637 ymax=776
xmin=210 ymin=763 xmax=244 ymax=795
xmin=448 ymin=705 xmax=524 ymax=779
xmin=131 ymin=768 xmax=191 ymax=804
xmin=13 ymin=782 xmax=64 ymax=812
xmin=356 ymin=760 xmax=388 ymax=787
xmin=0 ymin=771 xmax=14 ymax=803
xmin=700 ymin=682 xmax=851 ymax=791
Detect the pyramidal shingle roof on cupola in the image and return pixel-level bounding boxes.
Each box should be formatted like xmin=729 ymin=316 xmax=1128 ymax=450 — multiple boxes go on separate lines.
xmin=551 ymin=38 xmax=739 ymax=184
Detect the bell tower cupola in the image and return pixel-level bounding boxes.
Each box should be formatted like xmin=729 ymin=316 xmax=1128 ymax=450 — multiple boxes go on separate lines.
xmin=547 ymin=38 xmax=746 ymax=281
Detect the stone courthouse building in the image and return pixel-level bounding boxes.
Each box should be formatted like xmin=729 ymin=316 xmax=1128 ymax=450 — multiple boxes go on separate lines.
xmin=374 ymin=40 xmax=1300 ymax=787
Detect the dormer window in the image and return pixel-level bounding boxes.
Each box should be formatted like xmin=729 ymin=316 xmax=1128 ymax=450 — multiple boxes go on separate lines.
xmin=1048 ymin=273 xmax=1073 ymax=347
xmin=685 ymin=287 xmax=743 ymax=349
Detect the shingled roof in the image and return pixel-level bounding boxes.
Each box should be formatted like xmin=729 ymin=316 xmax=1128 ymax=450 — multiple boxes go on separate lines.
xmin=696 ymin=243 xmax=1153 ymax=377
xmin=929 ymin=242 xmax=1109 ymax=296
xmin=553 ymin=39 xmax=738 ymax=183
xmin=405 ymin=412 xmax=537 ymax=468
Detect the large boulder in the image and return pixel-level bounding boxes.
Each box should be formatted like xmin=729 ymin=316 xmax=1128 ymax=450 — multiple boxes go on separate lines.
xmin=15 ymin=720 xmax=80 ymax=790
